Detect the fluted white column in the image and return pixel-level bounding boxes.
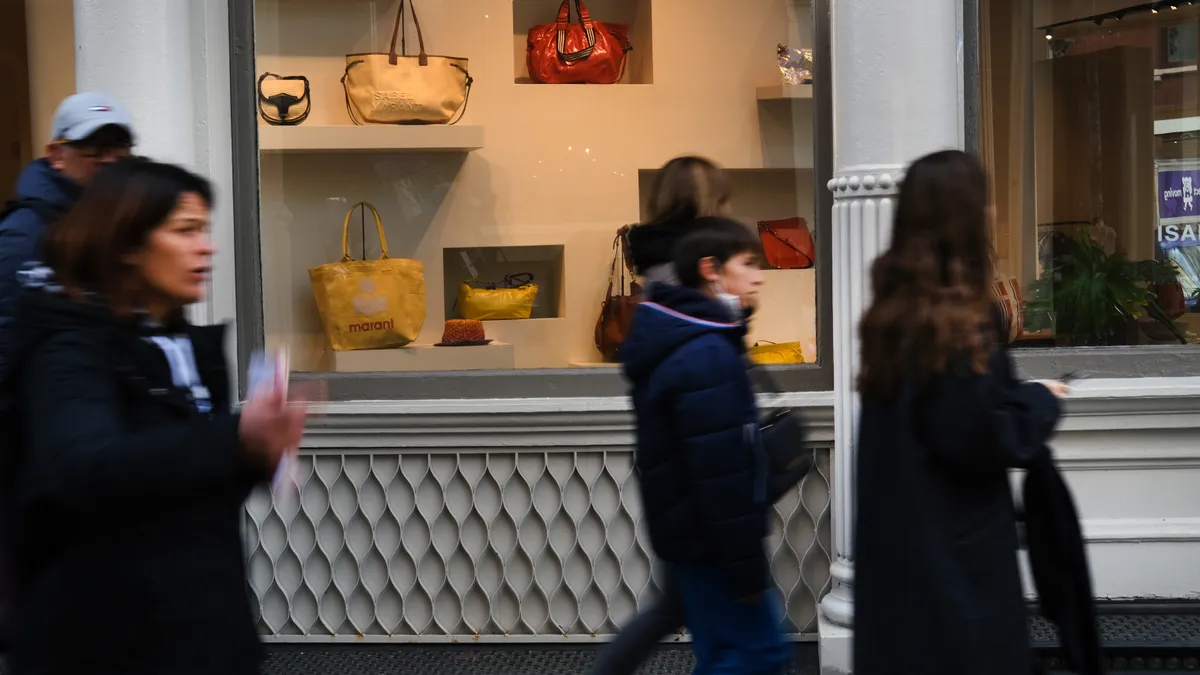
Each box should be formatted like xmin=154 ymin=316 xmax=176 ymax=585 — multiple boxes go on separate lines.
xmin=73 ymin=0 xmax=237 ymax=337
xmin=819 ymin=0 xmax=963 ymax=672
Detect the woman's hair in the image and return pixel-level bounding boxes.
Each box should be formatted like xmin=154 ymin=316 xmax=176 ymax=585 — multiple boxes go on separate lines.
xmin=672 ymin=217 xmax=762 ymax=289
xmin=857 ymin=149 xmax=996 ymax=399
xmin=42 ymin=156 xmax=213 ymax=310
xmin=646 ymin=155 xmax=732 ymax=225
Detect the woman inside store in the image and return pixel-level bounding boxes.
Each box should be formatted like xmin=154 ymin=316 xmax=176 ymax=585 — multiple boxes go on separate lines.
xmin=852 ymin=150 xmax=1069 ymax=675
xmin=590 ymin=155 xmax=734 ymax=675
xmin=1 ymin=157 xmax=306 ymax=675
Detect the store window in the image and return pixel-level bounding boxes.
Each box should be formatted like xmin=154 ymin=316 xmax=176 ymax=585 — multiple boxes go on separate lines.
xmin=232 ymin=0 xmax=831 ymax=399
xmin=977 ymin=0 xmax=1200 ymax=364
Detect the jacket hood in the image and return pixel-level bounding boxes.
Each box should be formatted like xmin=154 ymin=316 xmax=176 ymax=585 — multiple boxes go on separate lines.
xmin=627 ymin=214 xmax=697 ymax=276
xmin=14 ymin=158 xmax=81 ymax=211
xmin=12 ymin=266 xmax=126 ymax=343
xmin=10 ymin=266 xmax=194 ymax=354
xmin=621 ymin=282 xmax=746 ymax=383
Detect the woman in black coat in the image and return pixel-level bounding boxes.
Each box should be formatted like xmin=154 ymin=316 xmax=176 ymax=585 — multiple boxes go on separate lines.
xmin=3 ymin=158 xmax=306 ymax=675
xmin=852 ymin=150 xmax=1069 ymax=675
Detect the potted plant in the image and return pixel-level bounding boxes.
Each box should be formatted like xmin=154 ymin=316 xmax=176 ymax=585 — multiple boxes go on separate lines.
xmin=1023 ymin=230 xmax=1188 ymax=346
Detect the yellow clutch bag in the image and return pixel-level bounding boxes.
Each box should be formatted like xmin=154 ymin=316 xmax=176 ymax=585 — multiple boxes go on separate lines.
xmin=457 ymin=273 xmax=539 ymax=321
xmin=747 ymin=340 xmax=805 ymax=365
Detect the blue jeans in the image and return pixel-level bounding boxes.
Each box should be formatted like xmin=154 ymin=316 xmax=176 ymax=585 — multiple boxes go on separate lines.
xmin=677 ymin=564 xmax=790 ymax=675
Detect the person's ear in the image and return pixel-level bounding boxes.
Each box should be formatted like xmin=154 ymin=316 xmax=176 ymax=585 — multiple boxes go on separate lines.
xmin=45 ymin=143 xmax=67 ymax=170
xmin=698 ymin=256 xmax=721 ymax=283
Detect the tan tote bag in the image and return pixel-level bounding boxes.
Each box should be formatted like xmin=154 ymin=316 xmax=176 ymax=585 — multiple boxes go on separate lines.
xmin=308 ymin=202 xmax=426 ymax=351
xmin=341 ymin=0 xmax=473 ymax=125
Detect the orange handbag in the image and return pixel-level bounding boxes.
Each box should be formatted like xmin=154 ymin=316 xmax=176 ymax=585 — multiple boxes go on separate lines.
xmin=758 ymin=217 xmax=815 ymax=270
xmin=527 ymin=0 xmax=632 ymax=85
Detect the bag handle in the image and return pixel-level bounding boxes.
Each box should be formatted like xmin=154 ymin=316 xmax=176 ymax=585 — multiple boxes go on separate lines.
xmin=340 ymin=202 xmax=390 ymax=262
xmin=555 ymin=0 xmax=598 ymax=62
xmin=389 ymin=0 xmax=429 ymax=66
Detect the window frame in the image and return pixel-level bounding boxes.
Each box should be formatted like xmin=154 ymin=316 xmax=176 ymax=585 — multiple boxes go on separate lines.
xmin=226 ymin=0 xmax=835 ymax=400
xmin=962 ymin=0 xmax=1200 ymax=380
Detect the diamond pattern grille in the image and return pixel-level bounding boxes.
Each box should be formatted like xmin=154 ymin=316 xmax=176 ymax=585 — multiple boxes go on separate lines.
xmin=243 ymin=449 xmax=831 ymax=641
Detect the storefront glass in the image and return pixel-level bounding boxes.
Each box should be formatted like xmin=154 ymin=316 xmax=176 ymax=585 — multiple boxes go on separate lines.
xmin=240 ymin=0 xmax=829 ymax=391
xmin=980 ymin=0 xmax=1200 ymax=350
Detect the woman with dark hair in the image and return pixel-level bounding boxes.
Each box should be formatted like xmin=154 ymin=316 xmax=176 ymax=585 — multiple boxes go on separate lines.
xmin=3 ymin=157 xmax=305 ymax=675
xmin=853 ymin=150 xmax=1068 ymax=675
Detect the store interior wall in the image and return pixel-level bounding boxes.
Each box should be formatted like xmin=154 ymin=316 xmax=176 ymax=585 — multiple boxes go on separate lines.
xmin=25 ymin=0 xmax=76 ymax=154
xmin=0 ymin=0 xmax=33 ymax=201
xmin=254 ymin=0 xmax=820 ymax=373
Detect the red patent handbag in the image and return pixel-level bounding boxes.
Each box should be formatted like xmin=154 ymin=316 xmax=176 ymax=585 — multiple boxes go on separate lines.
xmin=758 ymin=217 xmax=815 ymax=270
xmin=527 ymin=0 xmax=632 ymax=85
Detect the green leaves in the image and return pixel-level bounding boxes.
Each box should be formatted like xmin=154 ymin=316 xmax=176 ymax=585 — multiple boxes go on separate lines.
xmin=1027 ymin=230 xmax=1151 ymax=346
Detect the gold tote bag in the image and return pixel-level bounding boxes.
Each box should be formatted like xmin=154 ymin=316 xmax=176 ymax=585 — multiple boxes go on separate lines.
xmin=308 ymin=202 xmax=426 ymax=351
xmin=341 ymin=0 xmax=473 ymax=125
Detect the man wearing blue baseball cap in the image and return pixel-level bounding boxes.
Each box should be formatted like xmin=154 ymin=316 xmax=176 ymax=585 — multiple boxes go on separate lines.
xmin=0 ymin=91 xmax=134 ymax=342
xmin=0 ymin=92 xmax=134 ymax=377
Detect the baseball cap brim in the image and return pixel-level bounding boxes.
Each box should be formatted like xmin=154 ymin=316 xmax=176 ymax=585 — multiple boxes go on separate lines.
xmin=59 ymin=119 xmax=133 ymax=144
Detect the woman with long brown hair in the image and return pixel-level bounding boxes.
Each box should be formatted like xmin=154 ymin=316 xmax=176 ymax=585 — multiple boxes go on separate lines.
xmin=852 ymin=150 xmax=1067 ymax=675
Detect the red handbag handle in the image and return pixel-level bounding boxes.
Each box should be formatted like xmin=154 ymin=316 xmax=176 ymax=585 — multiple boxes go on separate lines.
xmin=389 ymin=0 xmax=429 ymax=66
xmin=555 ymin=0 xmax=598 ymax=62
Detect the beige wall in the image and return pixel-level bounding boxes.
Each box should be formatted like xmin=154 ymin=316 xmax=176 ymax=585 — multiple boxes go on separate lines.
xmin=255 ymin=0 xmax=819 ymax=372
xmin=26 ymin=0 xmax=75 ymax=151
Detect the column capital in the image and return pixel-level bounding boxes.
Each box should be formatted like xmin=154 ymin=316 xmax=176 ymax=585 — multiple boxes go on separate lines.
xmin=828 ymin=165 xmax=906 ymax=199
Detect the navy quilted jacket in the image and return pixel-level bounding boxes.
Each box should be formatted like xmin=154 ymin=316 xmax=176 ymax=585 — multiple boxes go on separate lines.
xmin=621 ymin=283 xmax=770 ymax=597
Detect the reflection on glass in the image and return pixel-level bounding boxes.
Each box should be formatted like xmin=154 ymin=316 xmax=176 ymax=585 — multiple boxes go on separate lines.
xmin=982 ymin=0 xmax=1200 ymax=348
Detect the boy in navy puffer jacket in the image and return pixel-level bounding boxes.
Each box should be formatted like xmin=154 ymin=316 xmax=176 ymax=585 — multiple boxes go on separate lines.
xmin=621 ymin=217 xmax=789 ymax=675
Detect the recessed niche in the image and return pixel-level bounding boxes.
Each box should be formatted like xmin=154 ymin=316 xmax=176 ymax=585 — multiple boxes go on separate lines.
xmin=443 ymin=245 xmax=566 ymax=320
xmin=512 ymin=0 xmax=654 ymax=84
xmin=638 ymin=168 xmax=816 ymax=227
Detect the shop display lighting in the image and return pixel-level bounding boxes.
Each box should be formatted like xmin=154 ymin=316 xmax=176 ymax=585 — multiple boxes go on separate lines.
xmin=1037 ymin=1 xmax=1192 ymax=33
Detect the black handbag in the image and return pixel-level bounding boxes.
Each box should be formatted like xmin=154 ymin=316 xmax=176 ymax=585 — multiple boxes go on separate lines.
xmin=258 ymin=72 xmax=311 ymax=126
xmin=748 ymin=360 xmax=814 ymax=503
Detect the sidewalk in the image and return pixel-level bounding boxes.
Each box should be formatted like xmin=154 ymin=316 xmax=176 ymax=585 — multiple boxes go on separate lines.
xmin=261 ymin=644 xmax=820 ymax=675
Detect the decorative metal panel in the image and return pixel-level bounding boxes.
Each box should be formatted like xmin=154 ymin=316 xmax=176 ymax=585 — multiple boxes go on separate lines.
xmin=244 ymin=449 xmax=831 ymax=642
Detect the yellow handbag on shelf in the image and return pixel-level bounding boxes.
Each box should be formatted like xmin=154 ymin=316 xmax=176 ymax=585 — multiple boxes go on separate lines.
xmin=308 ymin=202 xmax=426 ymax=351
xmin=747 ymin=340 xmax=805 ymax=365
xmin=457 ymin=273 xmax=539 ymax=321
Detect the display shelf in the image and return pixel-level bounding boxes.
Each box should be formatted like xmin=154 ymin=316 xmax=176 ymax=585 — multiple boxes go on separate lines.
xmin=513 ymin=0 xmax=654 ymax=84
xmin=756 ymin=84 xmax=814 ymax=101
xmin=443 ymin=245 xmax=566 ymax=320
xmin=257 ymin=125 xmax=484 ymax=153
xmin=332 ymin=343 xmax=516 ymax=373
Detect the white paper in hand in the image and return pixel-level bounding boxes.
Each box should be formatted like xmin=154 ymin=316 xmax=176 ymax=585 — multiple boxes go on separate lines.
xmin=247 ymin=347 xmax=299 ymax=507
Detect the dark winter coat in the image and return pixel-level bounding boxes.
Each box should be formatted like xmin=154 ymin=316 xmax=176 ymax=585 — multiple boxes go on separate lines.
xmin=0 ymin=159 xmax=78 ymax=376
xmin=621 ymin=283 xmax=771 ymax=598
xmin=853 ymin=321 xmax=1061 ymax=675
xmin=3 ymin=281 xmax=266 ymax=675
